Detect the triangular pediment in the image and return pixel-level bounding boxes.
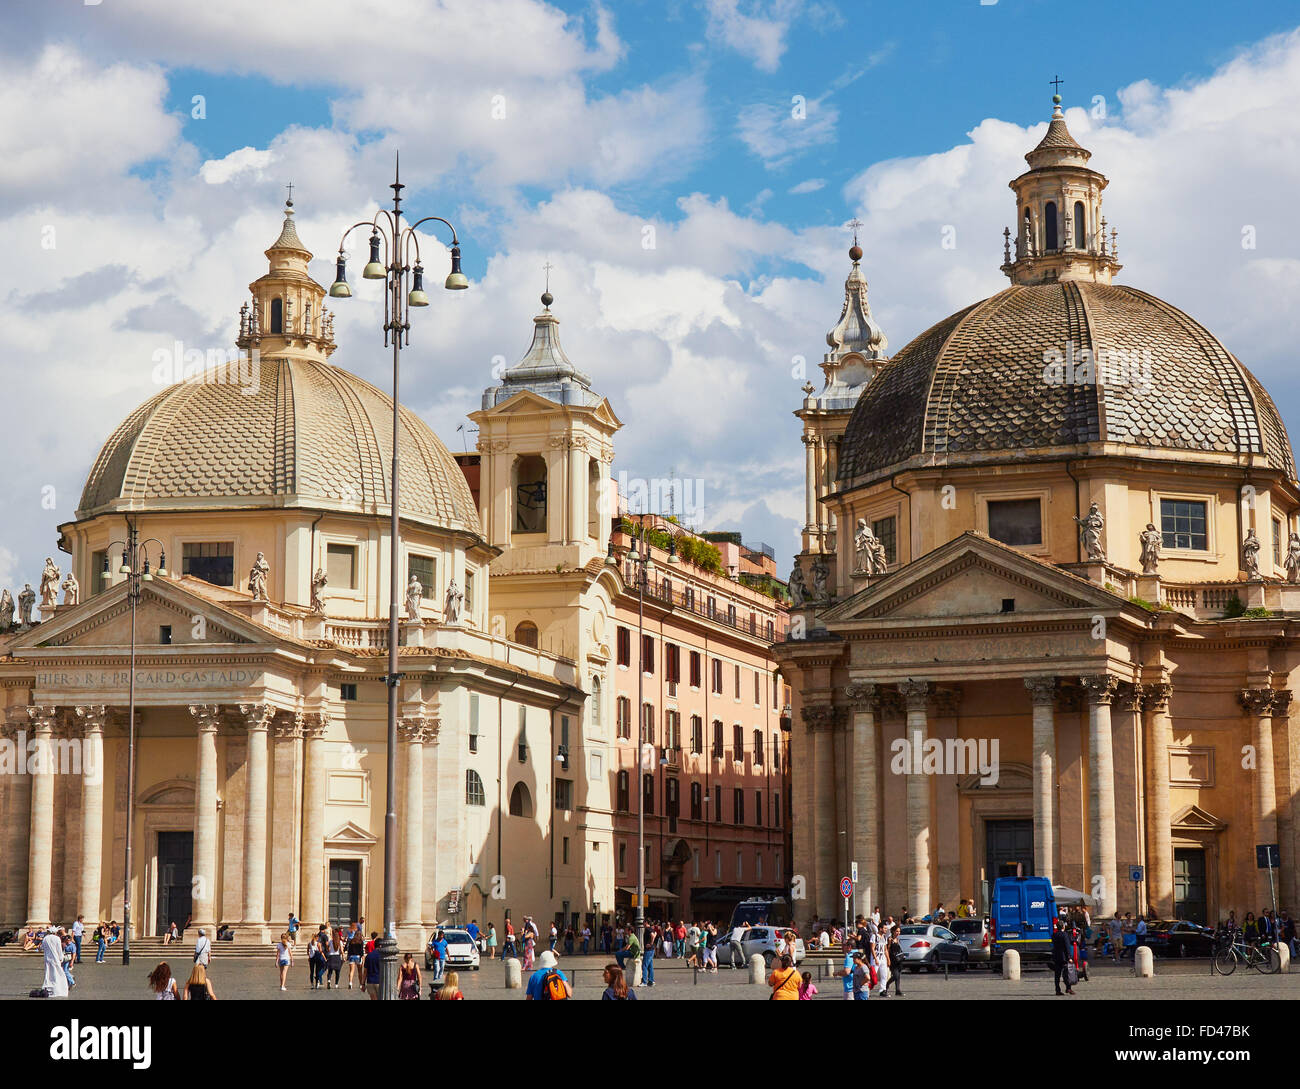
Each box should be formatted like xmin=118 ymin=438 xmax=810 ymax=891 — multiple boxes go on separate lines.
xmin=324 ymin=820 xmax=379 ymax=848
xmin=7 ymin=579 xmax=264 ymax=651
xmin=474 ymin=389 xmax=622 ymax=431
xmin=1171 ymin=804 xmax=1227 ymax=832
xmin=824 ymin=532 xmax=1133 ymax=624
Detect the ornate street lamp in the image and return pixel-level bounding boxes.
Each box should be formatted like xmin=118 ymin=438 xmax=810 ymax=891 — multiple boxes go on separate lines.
xmin=329 ymin=153 xmax=467 ymax=1000
xmin=101 ymin=523 xmax=166 ymax=966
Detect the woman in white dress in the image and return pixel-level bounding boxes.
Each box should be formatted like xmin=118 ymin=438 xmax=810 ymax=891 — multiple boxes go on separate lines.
xmin=873 ymin=929 xmax=890 ymax=996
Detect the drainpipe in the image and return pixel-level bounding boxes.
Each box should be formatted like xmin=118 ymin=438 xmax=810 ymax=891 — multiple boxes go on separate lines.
xmin=888 ymin=473 xmax=912 ymax=565
xmin=1065 ymin=461 xmax=1083 ymax=563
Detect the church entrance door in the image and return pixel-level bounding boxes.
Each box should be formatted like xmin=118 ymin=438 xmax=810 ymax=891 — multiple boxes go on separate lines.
xmin=156 ymin=831 xmax=193 ymax=936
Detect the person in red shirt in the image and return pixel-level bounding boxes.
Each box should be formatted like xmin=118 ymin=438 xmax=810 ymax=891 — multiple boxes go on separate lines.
xmin=365 ymin=931 xmax=377 ymax=955
xmin=674 ymin=922 xmax=687 ymax=958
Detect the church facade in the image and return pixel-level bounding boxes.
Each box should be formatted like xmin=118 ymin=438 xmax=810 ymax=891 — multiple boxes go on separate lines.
xmin=775 ymin=97 xmax=1300 ymax=929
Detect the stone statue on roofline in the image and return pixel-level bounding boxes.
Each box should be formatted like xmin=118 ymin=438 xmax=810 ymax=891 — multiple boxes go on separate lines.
xmin=0 ymin=589 xmax=13 ymax=631
xmin=787 ymin=560 xmax=807 ymax=608
xmin=1285 ymin=533 xmax=1300 ymax=585
xmin=1139 ymin=523 xmax=1161 ymax=576
xmin=406 ymin=574 xmax=423 ymax=621
xmin=248 ymin=552 xmax=270 ymax=601
xmin=310 ymin=567 xmax=327 ymax=615
xmin=18 ymin=584 xmax=36 ymax=627
xmin=39 ymin=558 xmax=60 ymax=606
xmin=1074 ymin=502 xmax=1106 ymax=562
xmin=61 ymin=572 xmax=79 ymax=607
xmin=810 ymin=552 xmax=830 ymax=603
xmin=444 ymin=578 xmax=463 ymax=624
xmin=1243 ymin=528 xmax=1261 ymax=580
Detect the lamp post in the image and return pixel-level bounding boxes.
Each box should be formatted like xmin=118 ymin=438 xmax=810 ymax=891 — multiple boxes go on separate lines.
xmin=329 ymin=153 xmax=468 ymax=999
xmin=101 ymin=523 xmax=166 ymax=966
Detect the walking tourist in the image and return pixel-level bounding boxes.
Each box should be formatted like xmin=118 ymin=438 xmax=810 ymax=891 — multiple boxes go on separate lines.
xmin=183 ymin=963 xmax=217 ymax=1000
xmin=399 ymin=953 xmax=421 ymax=999
xmin=602 ymin=963 xmax=635 ymax=1000
xmin=275 ymin=932 xmax=293 ymax=991
xmin=148 ymin=962 xmax=179 ymax=1000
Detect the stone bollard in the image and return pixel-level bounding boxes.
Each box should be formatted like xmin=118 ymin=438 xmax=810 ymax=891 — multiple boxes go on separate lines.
xmin=1134 ymin=946 xmax=1154 ymax=978
xmin=504 ymin=957 xmax=522 ymax=989
xmin=1276 ymin=944 xmax=1291 ymax=973
xmin=628 ymin=956 xmax=642 ymax=987
xmin=1001 ymin=949 xmax=1020 ymax=980
xmin=748 ymin=953 xmax=766 ymax=985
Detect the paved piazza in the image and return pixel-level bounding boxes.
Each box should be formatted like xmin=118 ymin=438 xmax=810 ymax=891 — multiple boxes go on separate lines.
xmin=2 ymin=953 xmax=1297 ymax=1001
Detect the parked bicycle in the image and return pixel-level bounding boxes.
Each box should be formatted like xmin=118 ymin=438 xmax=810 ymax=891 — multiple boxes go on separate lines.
xmin=1212 ymin=928 xmax=1279 ymax=975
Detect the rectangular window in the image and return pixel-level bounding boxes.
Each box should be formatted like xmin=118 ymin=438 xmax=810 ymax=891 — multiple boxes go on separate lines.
xmin=616 ymin=772 xmax=629 ymax=812
xmin=464 ymin=571 xmax=475 ymax=614
xmin=714 ymin=785 xmax=722 ymax=823
xmin=754 ymin=671 xmax=760 ymax=705
xmin=617 ymin=626 xmax=630 ymax=667
xmin=562 ymin=837 xmax=569 ymax=864
xmin=408 ymin=554 xmax=436 ymax=599
xmin=690 ymin=781 xmax=702 ymax=820
xmin=711 ymin=659 xmax=722 ymax=694
xmin=776 ymin=853 xmax=782 ymax=882
xmin=91 ymin=549 xmax=109 ymax=596
xmin=518 ymin=705 xmax=528 ymax=763
xmin=690 ymin=715 xmax=703 ymax=754
xmin=618 ymin=842 xmax=626 ymax=874
xmin=715 ymin=850 xmax=722 ymax=879
xmin=773 ymin=793 xmax=781 ymax=827
xmin=987 ymin=498 xmax=1042 ymax=547
xmin=469 ymin=693 xmax=479 ymax=754
xmin=616 ymin=697 xmax=631 ymax=739
xmin=732 ymin=724 xmax=742 ymax=762
xmin=159 ymin=625 xmax=172 ymax=645
xmin=645 ymin=844 xmax=653 ymax=878
xmin=711 ymin=720 xmax=723 ymax=758
xmin=755 ymin=789 xmax=763 ymax=826
xmin=1273 ymin=518 xmax=1282 ymax=566
xmin=707 ymin=596 xmax=716 ymax=619
xmin=733 ymin=787 xmax=744 ymax=824
xmin=872 ymin=515 xmax=898 ymax=565
xmin=665 ymin=643 xmax=680 ymax=684
xmin=326 ymin=543 xmax=357 ymax=589
xmin=733 ymin=664 xmax=741 ymax=698
xmin=756 ymin=852 xmax=762 ymax=880
xmin=736 ymin=850 xmax=743 ymax=880
xmin=692 ymin=849 xmax=700 ymax=879
xmin=340 ymin=683 xmax=358 ymax=701
xmin=555 ymin=778 xmax=573 ymax=811
xmin=641 ymin=703 xmax=655 ymax=745
xmin=181 ymin=541 xmax=235 ymax=587
xmin=641 ymin=634 xmax=655 ymax=674
xmin=1161 ymin=498 xmax=1208 ymax=551
xmin=643 ymin=774 xmax=654 ymax=816
xmin=665 ymin=710 xmax=679 ymax=750
xmin=689 ymin=651 xmax=701 ymax=688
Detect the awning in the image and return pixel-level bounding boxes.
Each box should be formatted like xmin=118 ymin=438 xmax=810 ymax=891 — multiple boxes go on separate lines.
xmin=616 ymin=886 xmax=678 ymax=900
xmin=1052 ymin=885 xmax=1097 ymax=908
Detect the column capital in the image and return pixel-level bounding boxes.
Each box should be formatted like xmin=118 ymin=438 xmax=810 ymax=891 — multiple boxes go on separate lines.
xmin=188 ymin=704 xmax=222 ymax=734
xmin=1024 ymin=676 xmax=1058 ymax=706
xmin=1273 ymin=690 xmax=1293 ymax=718
xmin=1139 ymin=682 xmax=1172 ymax=712
xmin=842 ymin=682 xmax=878 ymax=710
xmin=801 ymin=703 xmax=838 ymax=733
xmin=1114 ymin=682 xmax=1142 ymax=712
xmin=398 ymin=713 xmax=430 ymax=744
xmin=272 ymin=710 xmax=303 ymax=740
xmin=300 ymin=710 xmax=329 ymax=740
xmin=1079 ymin=674 xmax=1118 ymax=705
xmin=73 ymin=704 xmax=109 ymax=734
xmin=898 ymin=679 xmax=931 ymax=712
xmin=1239 ymin=687 xmax=1280 ymax=717
xmin=236 ymin=702 xmax=275 ymax=732
xmin=25 ymin=705 xmax=59 ymax=733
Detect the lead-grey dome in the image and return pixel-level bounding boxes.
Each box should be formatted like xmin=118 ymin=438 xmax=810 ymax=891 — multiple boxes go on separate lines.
xmin=837 ymin=281 xmax=1295 ymax=486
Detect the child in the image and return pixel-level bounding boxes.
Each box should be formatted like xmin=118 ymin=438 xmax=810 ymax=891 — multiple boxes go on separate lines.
xmin=798 ymin=971 xmax=818 ymax=1000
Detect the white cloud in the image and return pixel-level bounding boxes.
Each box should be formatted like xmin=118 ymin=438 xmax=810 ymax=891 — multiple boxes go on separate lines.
xmin=702 ymin=0 xmax=803 ymax=72
xmin=789 ymin=177 xmax=825 ymax=194
xmin=737 ymin=95 xmax=838 ymax=169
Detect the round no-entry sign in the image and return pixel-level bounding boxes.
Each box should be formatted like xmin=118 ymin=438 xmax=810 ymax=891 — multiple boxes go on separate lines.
xmin=840 ymin=877 xmax=853 ymax=899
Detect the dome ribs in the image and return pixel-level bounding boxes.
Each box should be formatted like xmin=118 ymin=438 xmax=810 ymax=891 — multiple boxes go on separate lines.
xmin=273 ymin=358 xmax=296 ymax=495
xmin=1060 ymin=281 xmax=1103 ymax=445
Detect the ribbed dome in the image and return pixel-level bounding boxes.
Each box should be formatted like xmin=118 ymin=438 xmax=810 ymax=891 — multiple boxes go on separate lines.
xmin=78 ymin=356 xmax=482 ymax=537
xmin=838 ymin=281 xmax=1295 ymax=485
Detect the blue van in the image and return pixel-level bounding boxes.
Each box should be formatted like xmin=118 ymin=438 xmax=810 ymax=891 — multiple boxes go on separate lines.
xmin=991 ymin=876 xmax=1057 ymax=963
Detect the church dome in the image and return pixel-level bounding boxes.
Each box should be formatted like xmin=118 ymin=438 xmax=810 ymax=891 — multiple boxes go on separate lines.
xmin=837 ymin=280 xmax=1295 ymax=486
xmin=77 ymin=355 xmax=483 ymax=538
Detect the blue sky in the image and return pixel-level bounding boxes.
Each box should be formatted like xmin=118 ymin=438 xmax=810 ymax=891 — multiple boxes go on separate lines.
xmin=1 ymin=0 xmax=1299 ymax=587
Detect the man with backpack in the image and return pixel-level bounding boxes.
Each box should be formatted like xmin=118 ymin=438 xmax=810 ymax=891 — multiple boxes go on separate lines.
xmin=525 ymin=950 xmax=571 ymax=1000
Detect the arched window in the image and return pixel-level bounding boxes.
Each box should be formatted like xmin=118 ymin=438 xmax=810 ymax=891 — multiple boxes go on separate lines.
xmin=1074 ymin=201 xmax=1086 ymax=250
xmin=465 ymin=770 xmax=486 ymax=806
xmin=1044 ymin=201 xmax=1058 ymax=251
xmin=508 ymin=782 xmax=533 ymax=818
xmin=513 ymin=620 xmax=539 ymax=648
xmin=513 ymin=455 xmax=547 ymax=533
xmin=590 ymin=675 xmax=602 ymax=729
xmin=270 ymin=297 xmax=283 ymax=334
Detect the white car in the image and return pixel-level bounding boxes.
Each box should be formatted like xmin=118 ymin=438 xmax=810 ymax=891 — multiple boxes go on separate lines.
xmin=720 ymin=925 xmax=806 ymax=969
xmin=425 ymin=928 xmax=481 ymax=972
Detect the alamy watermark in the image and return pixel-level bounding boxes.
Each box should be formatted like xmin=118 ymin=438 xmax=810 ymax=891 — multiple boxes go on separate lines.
xmin=1042 ymin=339 xmax=1154 ymax=392
xmin=890 ymin=729 xmax=999 ymax=786
xmin=152 ymin=341 xmax=260 ymax=395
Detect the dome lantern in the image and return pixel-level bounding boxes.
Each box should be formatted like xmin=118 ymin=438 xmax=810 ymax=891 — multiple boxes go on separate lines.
xmin=1001 ymin=92 xmax=1122 ymax=287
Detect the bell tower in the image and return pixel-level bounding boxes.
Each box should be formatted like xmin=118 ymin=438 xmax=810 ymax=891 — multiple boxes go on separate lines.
xmin=1001 ymin=94 xmax=1122 ymax=286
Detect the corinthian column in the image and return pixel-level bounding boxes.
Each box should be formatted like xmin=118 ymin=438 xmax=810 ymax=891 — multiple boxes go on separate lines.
xmin=398 ymin=710 xmax=437 ymax=942
xmin=74 ymin=705 xmax=108 ymax=922
xmin=238 ymin=703 xmax=273 ymax=937
xmin=1142 ymin=682 xmax=1174 ymax=918
xmin=802 ymin=435 xmax=817 ymax=535
xmin=899 ymin=680 xmax=932 ymax=916
xmin=300 ymin=713 xmax=328 ymax=928
xmin=803 ymin=704 xmax=837 ymax=919
xmin=1240 ymin=687 xmax=1280 ymax=905
xmin=25 ymin=706 xmax=59 ymax=928
xmin=189 ymin=704 xmax=221 ymax=932
xmin=845 ymin=683 xmax=879 ymax=914
xmin=2 ymin=713 xmax=33 ymax=927
xmin=1081 ymin=674 xmax=1118 ymax=915
xmin=1025 ymin=677 xmax=1057 ymax=882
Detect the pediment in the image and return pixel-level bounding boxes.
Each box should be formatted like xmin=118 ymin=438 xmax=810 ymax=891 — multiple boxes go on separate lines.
xmin=825 ymin=532 xmax=1128 ymax=624
xmin=324 ymin=820 xmax=379 ymax=848
xmin=1171 ymin=804 xmax=1227 ymax=832
xmin=139 ymin=778 xmax=195 ymax=806
xmin=958 ymin=761 xmax=1032 ymax=792
xmin=10 ymin=580 xmax=262 ymax=650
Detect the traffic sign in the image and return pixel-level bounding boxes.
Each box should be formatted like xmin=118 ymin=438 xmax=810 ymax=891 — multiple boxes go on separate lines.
xmin=1129 ymin=865 xmax=1144 ymax=883
xmin=851 ymin=862 xmax=858 ymax=884
xmin=840 ymin=877 xmax=853 ymax=899
xmin=1257 ymin=844 xmax=1281 ymax=869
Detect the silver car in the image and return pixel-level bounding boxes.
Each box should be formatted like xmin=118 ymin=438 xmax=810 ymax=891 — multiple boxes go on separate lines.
xmin=896 ymin=923 xmax=969 ymax=971
xmin=948 ymin=917 xmax=992 ymax=963
xmin=719 ymin=924 xmax=806 ymax=969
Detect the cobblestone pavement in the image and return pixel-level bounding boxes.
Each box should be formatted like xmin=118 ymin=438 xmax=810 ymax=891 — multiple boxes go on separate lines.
xmin=2 ymin=953 xmax=1298 ymax=1000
